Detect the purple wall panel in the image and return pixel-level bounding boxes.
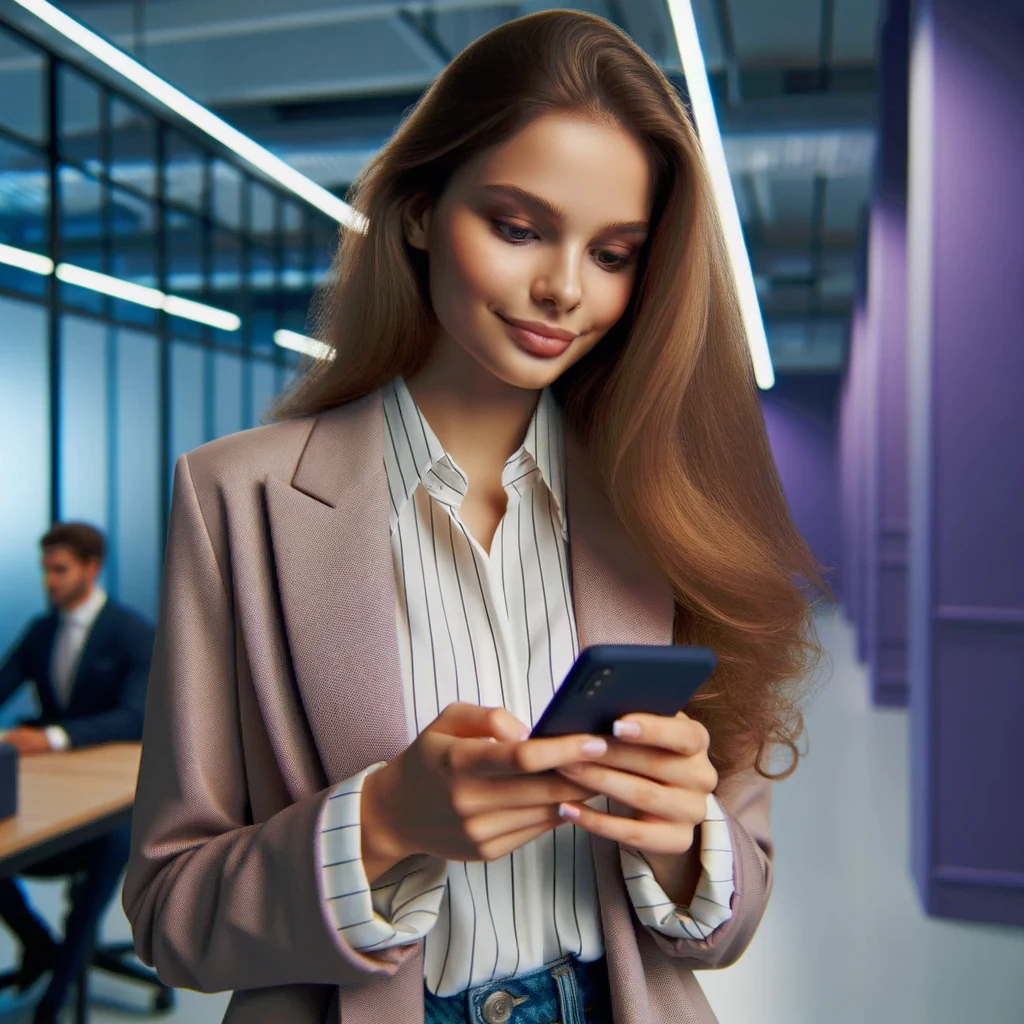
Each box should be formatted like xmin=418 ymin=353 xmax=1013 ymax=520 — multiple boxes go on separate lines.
xmin=851 ymin=304 xmax=869 ymax=663
xmin=761 ymin=396 xmax=841 ymax=599
xmin=839 ymin=303 xmax=868 ymax=657
xmin=907 ymin=0 xmax=1024 ymax=926
xmin=865 ymin=201 xmax=910 ymax=706
xmin=837 ymin=369 xmax=852 ymax=607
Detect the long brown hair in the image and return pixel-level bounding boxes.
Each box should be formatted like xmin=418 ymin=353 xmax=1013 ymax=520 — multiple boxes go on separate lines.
xmin=272 ymin=9 xmax=827 ymax=780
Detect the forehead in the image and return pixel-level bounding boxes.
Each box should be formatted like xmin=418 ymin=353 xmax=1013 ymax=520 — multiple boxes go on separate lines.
xmin=456 ymin=111 xmax=652 ymax=226
xmin=42 ymin=546 xmax=78 ymax=565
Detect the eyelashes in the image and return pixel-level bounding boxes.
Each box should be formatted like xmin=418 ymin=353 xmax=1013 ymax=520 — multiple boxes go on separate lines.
xmin=490 ymin=218 xmax=635 ymax=273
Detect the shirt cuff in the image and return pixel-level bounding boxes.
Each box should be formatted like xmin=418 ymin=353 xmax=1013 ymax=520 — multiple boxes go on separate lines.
xmin=43 ymin=726 xmax=71 ymax=751
xmin=319 ymin=763 xmax=448 ymax=952
xmin=620 ymin=794 xmax=735 ymax=941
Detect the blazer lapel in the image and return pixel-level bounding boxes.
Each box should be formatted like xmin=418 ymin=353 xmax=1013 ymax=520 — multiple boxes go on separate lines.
xmin=264 ymin=390 xmax=410 ymax=786
xmin=37 ymin=613 xmax=60 ymax=714
xmin=565 ymin=432 xmax=675 ymax=1024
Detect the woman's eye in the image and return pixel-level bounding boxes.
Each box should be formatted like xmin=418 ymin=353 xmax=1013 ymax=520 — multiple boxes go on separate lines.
xmin=593 ymin=249 xmax=632 ymax=271
xmin=494 ymin=220 xmax=536 ymax=243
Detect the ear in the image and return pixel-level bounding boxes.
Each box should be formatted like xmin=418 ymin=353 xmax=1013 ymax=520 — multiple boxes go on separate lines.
xmin=402 ymin=192 xmax=433 ymax=251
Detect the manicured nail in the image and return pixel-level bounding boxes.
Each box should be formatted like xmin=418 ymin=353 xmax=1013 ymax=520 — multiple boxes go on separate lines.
xmin=613 ymin=720 xmax=642 ymax=739
xmin=581 ymin=738 xmax=608 ymax=756
xmin=559 ymin=803 xmax=581 ymax=820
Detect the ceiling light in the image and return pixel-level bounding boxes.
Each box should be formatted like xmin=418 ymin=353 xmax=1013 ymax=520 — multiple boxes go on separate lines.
xmin=56 ymin=262 xmax=165 ymax=308
xmin=55 ymin=262 xmax=240 ymax=329
xmin=274 ymin=330 xmax=334 ymax=361
xmin=12 ymin=0 xmax=366 ymax=232
xmin=162 ymin=295 xmax=241 ymax=331
xmin=0 ymin=242 xmax=54 ymax=276
xmin=666 ymin=0 xmax=775 ymax=390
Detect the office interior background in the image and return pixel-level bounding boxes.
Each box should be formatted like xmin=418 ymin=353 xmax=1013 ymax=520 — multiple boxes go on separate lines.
xmin=0 ymin=0 xmax=1021 ymax=1021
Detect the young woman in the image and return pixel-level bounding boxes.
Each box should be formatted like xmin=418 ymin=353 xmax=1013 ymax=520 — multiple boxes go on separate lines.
xmin=123 ymin=11 xmax=823 ymax=1024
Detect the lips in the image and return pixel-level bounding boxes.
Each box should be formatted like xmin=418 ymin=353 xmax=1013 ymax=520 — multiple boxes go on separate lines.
xmin=496 ymin=312 xmax=581 ymax=360
xmin=498 ymin=314 xmax=577 ymax=342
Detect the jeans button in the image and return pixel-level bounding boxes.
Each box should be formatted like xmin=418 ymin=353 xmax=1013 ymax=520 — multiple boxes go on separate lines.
xmin=481 ymin=989 xmax=515 ymax=1024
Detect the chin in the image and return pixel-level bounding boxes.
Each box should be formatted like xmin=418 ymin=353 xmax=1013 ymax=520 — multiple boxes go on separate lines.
xmin=488 ymin=351 xmax=573 ymax=392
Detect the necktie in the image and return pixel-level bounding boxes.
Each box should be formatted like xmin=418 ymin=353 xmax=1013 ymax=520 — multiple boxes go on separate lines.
xmin=51 ymin=619 xmax=79 ymax=710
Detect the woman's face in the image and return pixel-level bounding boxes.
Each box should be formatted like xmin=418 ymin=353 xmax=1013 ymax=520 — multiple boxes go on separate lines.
xmin=405 ymin=111 xmax=653 ymax=392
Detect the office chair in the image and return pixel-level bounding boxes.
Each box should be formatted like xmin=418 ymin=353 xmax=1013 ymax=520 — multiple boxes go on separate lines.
xmin=0 ymin=869 xmax=175 ymax=1023
xmin=80 ymin=937 xmax=175 ymax=1017
xmin=73 ymin=862 xmax=176 ymax=1021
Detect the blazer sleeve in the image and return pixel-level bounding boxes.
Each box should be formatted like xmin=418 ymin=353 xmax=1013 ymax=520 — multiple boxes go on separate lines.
xmin=122 ymin=454 xmax=416 ymax=994
xmin=0 ymin=624 xmax=33 ymax=708
xmin=58 ymin=613 xmax=153 ymax=748
xmin=645 ymin=766 xmax=773 ymax=970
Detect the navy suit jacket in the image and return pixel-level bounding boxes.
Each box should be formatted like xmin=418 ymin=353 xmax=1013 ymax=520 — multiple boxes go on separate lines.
xmin=0 ymin=599 xmax=155 ymax=749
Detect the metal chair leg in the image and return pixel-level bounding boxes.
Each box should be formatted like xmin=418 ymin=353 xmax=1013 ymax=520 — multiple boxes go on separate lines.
xmin=75 ymin=963 xmax=89 ymax=1024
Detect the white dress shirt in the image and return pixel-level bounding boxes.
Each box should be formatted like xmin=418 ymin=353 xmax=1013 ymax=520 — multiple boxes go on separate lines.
xmin=46 ymin=586 xmax=107 ymax=750
xmin=319 ymin=379 xmax=734 ymax=995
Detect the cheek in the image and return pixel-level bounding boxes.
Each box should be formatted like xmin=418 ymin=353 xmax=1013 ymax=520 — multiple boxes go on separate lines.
xmin=433 ymin=213 xmax=510 ymax=312
xmin=582 ymin=267 xmax=638 ymax=338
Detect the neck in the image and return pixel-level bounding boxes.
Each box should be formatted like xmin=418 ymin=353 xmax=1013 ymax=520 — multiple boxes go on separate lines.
xmin=406 ymin=342 xmax=541 ymax=478
xmin=62 ymin=585 xmax=96 ymax=614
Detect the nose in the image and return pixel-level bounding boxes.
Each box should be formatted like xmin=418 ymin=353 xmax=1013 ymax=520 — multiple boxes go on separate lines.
xmin=530 ymin=244 xmax=583 ymax=314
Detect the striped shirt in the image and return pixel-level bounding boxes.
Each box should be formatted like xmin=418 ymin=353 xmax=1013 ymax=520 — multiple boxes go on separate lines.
xmin=319 ymin=377 xmax=735 ymax=996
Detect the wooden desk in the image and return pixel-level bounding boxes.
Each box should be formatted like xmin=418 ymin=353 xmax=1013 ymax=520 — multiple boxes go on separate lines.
xmin=0 ymin=743 xmax=141 ymax=879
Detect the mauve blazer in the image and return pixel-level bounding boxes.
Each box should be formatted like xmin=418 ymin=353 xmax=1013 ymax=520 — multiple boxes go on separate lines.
xmin=122 ymin=389 xmax=774 ymax=1024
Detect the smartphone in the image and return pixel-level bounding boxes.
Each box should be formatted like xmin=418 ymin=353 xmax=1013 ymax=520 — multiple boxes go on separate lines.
xmin=530 ymin=644 xmax=717 ymax=739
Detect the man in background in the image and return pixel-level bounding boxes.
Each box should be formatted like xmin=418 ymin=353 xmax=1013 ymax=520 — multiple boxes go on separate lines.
xmin=0 ymin=522 xmax=154 ymax=1024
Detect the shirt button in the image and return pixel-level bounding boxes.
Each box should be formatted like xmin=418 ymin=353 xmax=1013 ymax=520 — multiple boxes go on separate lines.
xmin=481 ymin=989 xmax=515 ymax=1024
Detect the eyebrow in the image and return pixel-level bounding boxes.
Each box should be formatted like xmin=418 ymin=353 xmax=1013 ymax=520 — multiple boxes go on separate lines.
xmin=480 ymin=183 xmax=649 ymax=237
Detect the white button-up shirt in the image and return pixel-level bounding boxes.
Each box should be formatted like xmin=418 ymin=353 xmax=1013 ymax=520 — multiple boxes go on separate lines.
xmin=319 ymin=379 xmax=734 ymax=996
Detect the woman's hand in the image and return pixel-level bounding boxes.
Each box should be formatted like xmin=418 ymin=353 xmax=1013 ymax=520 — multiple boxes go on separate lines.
xmin=554 ymin=711 xmax=718 ymax=898
xmin=360 ymin=703 xmax=606 ymax=882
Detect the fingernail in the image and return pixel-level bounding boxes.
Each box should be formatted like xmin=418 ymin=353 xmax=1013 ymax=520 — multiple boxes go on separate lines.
xmin=613 ymin=720 xmax=642 ymax=739
xmin=581 ymin=738 xmax=607 ymax=756
xmin=519 ymin=729 xmax=531 ymax=742
xmin=558 ymin=803 xmax=581 ymax=820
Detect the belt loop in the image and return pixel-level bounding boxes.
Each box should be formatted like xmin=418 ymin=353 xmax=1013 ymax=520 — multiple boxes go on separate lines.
xmin=549 ymin=959 xmax=586 ymax=1024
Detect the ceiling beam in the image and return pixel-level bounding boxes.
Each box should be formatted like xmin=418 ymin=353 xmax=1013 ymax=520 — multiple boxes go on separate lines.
xmin=709 ymin=0 xmax=742 ymax=104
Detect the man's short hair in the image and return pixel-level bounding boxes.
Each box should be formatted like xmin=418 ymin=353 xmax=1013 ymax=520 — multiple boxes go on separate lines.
xmin=41 ymin=522 xmax=106 ymax=565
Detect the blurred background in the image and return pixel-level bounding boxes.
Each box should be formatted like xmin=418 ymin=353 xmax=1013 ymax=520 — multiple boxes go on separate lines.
xmin=0 ymin=0 xmax=1021 ymax=1021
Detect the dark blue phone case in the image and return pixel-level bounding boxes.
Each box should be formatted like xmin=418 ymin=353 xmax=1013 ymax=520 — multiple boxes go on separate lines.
xmin=530 ymin=644 xmax=717 ymax=738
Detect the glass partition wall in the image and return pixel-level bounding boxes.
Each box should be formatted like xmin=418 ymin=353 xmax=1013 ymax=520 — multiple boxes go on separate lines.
xmin=0 ymin=17 xmax=338 ymax=632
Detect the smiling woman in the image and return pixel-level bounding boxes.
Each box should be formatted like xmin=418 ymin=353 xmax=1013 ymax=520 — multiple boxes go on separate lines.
xmin=123 ymin=10 xmax=825 ymax=1024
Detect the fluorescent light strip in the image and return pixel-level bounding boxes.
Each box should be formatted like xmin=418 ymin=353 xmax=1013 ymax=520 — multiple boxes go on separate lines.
xmin=163 ymin=295 xmax=241 ymax=331
xmin=13 ymin=0 xmax=366 ymax=233
xmin=665 ymin=0 xmax=775 ymax=390
xmin=0 ymin=242 xmax=54 ymax=276
xmin=274 ymin=330 xmax=335 ymax=361
xmin=56 ymin=262 xmax=164 ymax=308
xmin=2 ymin=243 xmax=240 ymax=328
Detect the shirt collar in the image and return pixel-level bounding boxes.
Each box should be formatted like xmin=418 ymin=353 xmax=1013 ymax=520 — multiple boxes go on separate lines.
xmin=63 ymin=587 xmax=107 ymax=630
xmin=382 ymin=377 xmax=567 ymax=538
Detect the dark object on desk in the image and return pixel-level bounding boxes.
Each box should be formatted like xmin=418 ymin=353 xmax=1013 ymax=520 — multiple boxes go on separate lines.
xmin=0 ymin=742 xmax=16 ymax=820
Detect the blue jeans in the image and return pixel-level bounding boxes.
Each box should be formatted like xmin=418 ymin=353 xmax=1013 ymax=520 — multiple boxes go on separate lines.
xmin=424 ymin=955 xmax=613 ymax=1024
